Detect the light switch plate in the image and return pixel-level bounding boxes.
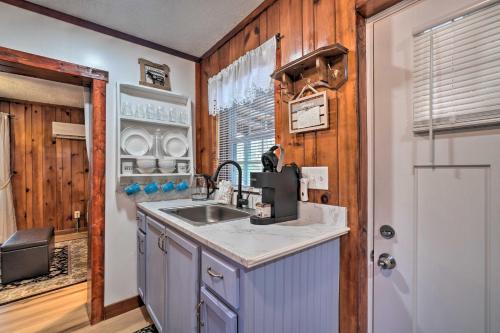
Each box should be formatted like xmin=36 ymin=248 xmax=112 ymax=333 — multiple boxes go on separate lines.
xmin=301 ymin=166 xmax=329 ymax=190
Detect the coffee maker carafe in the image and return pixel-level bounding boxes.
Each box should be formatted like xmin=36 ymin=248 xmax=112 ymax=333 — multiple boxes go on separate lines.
xmin=191 ymin=174 xmax=214 ymax=200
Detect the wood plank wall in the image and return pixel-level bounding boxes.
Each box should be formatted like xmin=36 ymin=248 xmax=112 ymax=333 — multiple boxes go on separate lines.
xmin=1 ymin=99 xmax=89 ymax=233
xmin=196 ymin=0 xmax=366 ymax=332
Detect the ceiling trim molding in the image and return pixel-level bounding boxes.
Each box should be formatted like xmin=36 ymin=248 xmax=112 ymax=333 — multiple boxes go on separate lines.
xmin=200 ymin=0 xmax=277 ymax=59
xmin=0 ymin=0 xmax=201 ymax=62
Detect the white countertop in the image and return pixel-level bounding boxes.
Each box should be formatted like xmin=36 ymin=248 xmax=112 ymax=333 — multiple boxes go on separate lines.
xmin=137 ymin=199 xmax=349 ymax=269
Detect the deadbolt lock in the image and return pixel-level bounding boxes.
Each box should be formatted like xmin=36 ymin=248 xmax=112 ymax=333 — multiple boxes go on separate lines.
xmin=380 ymin=225 xmax=395 ymax=239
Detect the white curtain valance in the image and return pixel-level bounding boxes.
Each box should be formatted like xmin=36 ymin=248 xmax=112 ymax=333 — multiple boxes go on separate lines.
xmin=208 ymin=37 xmax=277 ymax=116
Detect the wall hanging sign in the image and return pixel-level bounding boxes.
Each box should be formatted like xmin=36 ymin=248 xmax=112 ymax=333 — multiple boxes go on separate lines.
xmin=139 ymin=58 xmax=171 ymax=91
xmin=288 ymin=84 xmax=328 ymax=134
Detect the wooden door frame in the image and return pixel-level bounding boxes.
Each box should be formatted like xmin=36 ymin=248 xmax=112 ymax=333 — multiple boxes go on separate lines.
xmin=0 ymin=46 xmax=108 ymax=324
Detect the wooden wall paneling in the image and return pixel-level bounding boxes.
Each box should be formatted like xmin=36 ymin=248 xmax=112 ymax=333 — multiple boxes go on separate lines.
xmin=267 ymin=2 xmax=282 ymax=146
xmin=42 ymin=105 xmax=57 ymax=229
xmin=302 ymin=0 xmax=315 ymax=55
xmin=259 ymin=10 xmax=268 ymax=44
xmin=207 ymin=53 xmax=219 ymax=173
xmin=24 ymin=104 xmax=33 ymax=229
xmin=31 ymin=104 xmax=44 ymax=227
xmin=315 ymin=90 xmax=339 ymax=205
xmin=195 ymin=62 xmax=202 ymax=174
xmin=356 ymin=12 xmax=368 ymax=333
xmin=279 ymin=0 xmax=304 ymax=167
xmin=266 ymin=1 xmax=281 ymax=39
xmin=71 ymin=109 xmax=87 ymax=229
xmin=197 ymin=57 xmax=210 ymax=174
xmin=10 ymin=102 xmax=26 ymax=230
xmin=335 ymin=0 xmax=365 ymax=332
xmin=243 ymin=18 xmax=261 ymax=53
xmin=229 ymin=30 xmax=245 ymax=64
xmin=314 ymin=0 xmax=336 ymax=47
xmin=279 ymin=0 xmax=303 ymax=65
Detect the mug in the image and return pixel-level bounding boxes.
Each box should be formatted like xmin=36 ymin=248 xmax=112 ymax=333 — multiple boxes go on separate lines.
xmin=124 ymin=183 xmax=141 ymax=195
xmin=121 ymin=161 xmax=134 ymax=175
xmin=161 ymin=181 xmax=175 ymax=192
xmin=177 ymin=162 xmax=189 ymax=173
xmin=175 ymin=180 xmax=189 ymax=192
xmin=144 ymin=182 xmax=159 ymax=195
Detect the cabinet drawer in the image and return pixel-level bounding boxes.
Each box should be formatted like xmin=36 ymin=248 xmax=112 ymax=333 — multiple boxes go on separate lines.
xmin=136 ymin=211 xmax=146 ymax=232
xmin=201 ymin=251 xmax=239 ymax=309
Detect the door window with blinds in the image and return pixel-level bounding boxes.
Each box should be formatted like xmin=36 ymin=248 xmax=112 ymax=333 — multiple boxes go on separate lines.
xmin=413 ymin=2 xmax=500 ymax=132
xmin=218 ymin=91 xmax=275 ymax=186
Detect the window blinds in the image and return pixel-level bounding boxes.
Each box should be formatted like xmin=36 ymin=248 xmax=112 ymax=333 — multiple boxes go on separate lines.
xmin=413 ymin=2 xmax=500 ymax=132
xmin=218 ymin=91 xmax=275 ymax=186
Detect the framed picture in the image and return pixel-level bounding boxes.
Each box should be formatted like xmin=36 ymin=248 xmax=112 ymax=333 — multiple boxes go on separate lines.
xmin=138 ymin=58 xmax=171 ymax=91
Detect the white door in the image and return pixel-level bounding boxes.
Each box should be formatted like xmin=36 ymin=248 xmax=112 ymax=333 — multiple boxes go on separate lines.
xmin=370 ymin=0 xmax=500 ymax=332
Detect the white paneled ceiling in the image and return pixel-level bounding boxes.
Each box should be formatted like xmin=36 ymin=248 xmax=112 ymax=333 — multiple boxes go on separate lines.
xmin=28 ymin=0 xmax=265 ymax=58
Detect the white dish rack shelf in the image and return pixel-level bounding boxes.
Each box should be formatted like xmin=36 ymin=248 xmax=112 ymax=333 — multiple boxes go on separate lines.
xmin=116 ymin=83 xmax=194 ymax=184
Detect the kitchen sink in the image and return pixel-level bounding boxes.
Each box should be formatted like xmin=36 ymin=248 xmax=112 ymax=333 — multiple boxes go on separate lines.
xmin=160 ymin=205 xmax=250 ymax=226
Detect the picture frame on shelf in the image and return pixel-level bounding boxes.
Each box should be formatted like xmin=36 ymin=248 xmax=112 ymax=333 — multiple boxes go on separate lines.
xmin=139 ymin=58 xmax=171 ymax=91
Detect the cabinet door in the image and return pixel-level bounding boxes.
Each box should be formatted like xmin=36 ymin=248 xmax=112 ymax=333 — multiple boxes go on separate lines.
xmin=146 ymin=217 xmax=166 ymax=333
xmin=200 ymin=287 xmax=237 ymax=333
xmin=165 ymin=227 xmax=199 ymax=333
xmin=137 ymin=230 xmax=146 ymax=302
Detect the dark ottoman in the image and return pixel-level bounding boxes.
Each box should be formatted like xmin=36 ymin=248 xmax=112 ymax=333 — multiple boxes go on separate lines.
xmin=1 ymin=227 xmax=54 ymax=284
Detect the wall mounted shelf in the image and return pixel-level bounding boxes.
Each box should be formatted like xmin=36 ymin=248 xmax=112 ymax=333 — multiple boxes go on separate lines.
xmin=271 ymin=43 xmax=348 ymax=95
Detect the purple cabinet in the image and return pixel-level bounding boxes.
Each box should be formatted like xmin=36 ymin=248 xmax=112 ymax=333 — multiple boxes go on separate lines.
xmin=200 ymin=286 xmax=237 ymax=333
xmin=145 ymin=217 xmax=165 ymax=333
xmin=165 ymin=228 xmax=199 ymax=333
xmin=137 ymin=229 xmax=146 ymax=302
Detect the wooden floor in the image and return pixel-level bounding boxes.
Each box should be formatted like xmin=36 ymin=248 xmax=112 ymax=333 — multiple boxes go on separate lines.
xmin=0 ymin=283 xmax=151 ymax=333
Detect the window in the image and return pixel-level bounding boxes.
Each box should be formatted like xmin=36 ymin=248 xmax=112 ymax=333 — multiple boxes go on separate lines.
xmin=413 ymin=2 xmax=500 ymax=132
xmin=218 ymin=91 xmax=275 ymax=186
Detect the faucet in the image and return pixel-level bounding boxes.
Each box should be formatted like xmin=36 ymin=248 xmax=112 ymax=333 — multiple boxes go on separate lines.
xmin=212 ymin=160 xmax=248 ymax=208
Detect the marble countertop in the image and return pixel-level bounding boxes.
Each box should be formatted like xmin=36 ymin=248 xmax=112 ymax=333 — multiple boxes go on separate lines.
xmin=137 ymin=199 xmax=349 ymax=269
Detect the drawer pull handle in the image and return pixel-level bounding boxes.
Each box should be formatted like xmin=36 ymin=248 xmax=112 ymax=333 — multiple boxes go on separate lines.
xmin=207 ymin=267 xmax=224 ymax=279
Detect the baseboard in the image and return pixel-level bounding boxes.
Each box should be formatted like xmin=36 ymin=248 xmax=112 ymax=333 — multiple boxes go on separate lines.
xmin=104 ymin=295 xmax=143 ymax=319
xmin=55 ymin=227 xmax=88 ymax=235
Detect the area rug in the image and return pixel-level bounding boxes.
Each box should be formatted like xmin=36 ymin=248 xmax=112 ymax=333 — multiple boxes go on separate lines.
xmin=134 ymin=324 xmax=158 ymax=333
xmin=0 ymin=238 xmax=87 ymax=305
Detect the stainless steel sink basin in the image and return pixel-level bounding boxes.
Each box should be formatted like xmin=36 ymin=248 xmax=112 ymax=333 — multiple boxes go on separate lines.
xmin=160 ymin=205 xmax=250 ymax=226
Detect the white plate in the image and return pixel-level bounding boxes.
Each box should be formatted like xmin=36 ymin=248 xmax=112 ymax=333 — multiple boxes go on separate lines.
xmin=121 ymin=127 xmax=153 ymax=156
xmin=162 ymin=133 xmax=188 ymax=157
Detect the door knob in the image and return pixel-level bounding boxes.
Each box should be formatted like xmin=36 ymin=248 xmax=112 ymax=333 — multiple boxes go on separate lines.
xmin=377 ymin=253 xmax=396 ymax=270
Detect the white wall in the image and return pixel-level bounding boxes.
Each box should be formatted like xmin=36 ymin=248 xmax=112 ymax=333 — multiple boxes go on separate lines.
xmin=0 ymin=3 xmax=196 ymax=305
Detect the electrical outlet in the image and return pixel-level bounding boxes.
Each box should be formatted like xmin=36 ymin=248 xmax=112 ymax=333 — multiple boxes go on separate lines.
xmin=74 ymin=211 xmax=81 ymax=219
xmin=301 ymin=166 xmax=329 ymax=190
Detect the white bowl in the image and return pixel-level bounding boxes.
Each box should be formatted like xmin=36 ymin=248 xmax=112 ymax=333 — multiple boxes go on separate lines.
xmin=158 ymin=167 xmax=176 ymax=174
xmin=137 ymin=158 xmax=156 ymax=169
xmin=158 ymin=159 xmax=176 ymax=169
xmin=136 ymin=167 xmax=156 ymax=174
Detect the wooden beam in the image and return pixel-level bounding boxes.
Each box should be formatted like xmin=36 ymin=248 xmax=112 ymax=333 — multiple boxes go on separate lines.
xmin=0 ymin=0 xmax=200 ymax=62
xmin=0 ymin=46 xmax=108 ymax=86
xmin=356 ymin=0 xmax=404 ymax=18
xmin=200 ymin=0 xmax=278 ymax=59
xmin=88 ymin=78 xmax=106 ymax=325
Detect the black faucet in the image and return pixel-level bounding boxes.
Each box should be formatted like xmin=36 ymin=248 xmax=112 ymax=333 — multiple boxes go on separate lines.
xmin=212 ymin=160 xmax=248 ymax=208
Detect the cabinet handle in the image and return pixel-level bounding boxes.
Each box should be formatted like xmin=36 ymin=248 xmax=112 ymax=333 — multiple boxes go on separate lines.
xmin=196 ymin=299 xmax=205 ymax=327
xmin=207 ymin=267 xmax=224 ymax=279
xmin=138 ymin=238 xmax=144 ymax=254
xmin=157 ymin=232 xmax=164 ymax=251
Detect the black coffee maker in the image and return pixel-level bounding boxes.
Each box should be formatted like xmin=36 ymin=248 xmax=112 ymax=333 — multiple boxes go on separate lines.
xmin=250 ymin=145 xmax=299 ymax=225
